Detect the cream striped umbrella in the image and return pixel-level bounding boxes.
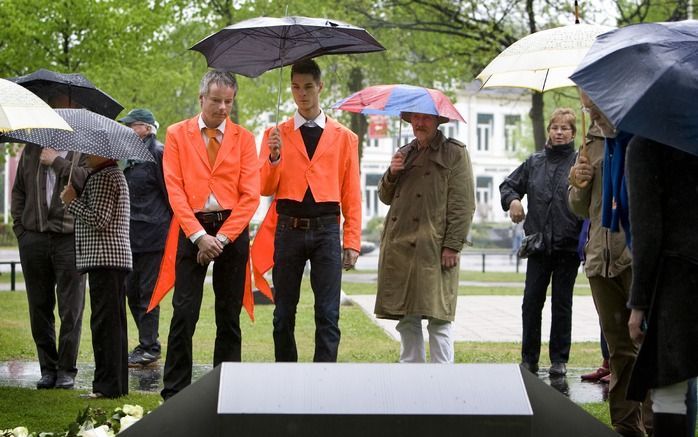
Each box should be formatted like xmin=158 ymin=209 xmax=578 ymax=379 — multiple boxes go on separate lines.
xmin=0 ymin=78 xmax=72 ymax=132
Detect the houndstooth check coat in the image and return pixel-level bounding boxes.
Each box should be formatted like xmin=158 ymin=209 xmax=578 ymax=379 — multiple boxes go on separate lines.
xmin=67 ymin=164 xmax=132 ymax=272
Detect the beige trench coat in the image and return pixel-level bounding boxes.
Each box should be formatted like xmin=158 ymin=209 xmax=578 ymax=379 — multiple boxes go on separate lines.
xmin=567 ymin=127 xmax=632 ymax=278
xmin=374 ymin=131 xmax=475 ymax=321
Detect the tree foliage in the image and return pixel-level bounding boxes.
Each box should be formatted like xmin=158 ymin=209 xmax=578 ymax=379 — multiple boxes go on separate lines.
xmin=0 ymin=0 xmax=693 ymax=151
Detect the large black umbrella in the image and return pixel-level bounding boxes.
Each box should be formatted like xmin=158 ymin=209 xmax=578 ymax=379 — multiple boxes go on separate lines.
xmin=2 ymin=109 xmax=153 ymax=162
xmin=570 ymin=20 xmax=698 ymax=156
xmin=8 ymin=69 xmax=123 ymax=119
xmin=190 ymin=16 xmax=385 ymax=78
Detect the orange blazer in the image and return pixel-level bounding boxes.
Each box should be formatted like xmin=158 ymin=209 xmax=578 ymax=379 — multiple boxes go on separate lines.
xmin=164 ymin=115 xmax=260 ymax=241
xmin=258 ymin=115 xmax=361 ymax=251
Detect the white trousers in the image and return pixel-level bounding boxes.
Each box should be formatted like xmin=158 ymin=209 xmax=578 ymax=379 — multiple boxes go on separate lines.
xmin=652 ymin=380 xmax=690 ymax=414
xmin=395 ymin=314 xmax=453 ymax=363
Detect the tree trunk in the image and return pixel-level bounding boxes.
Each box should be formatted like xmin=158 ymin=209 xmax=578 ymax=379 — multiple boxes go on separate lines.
xmin=526 ymin=0 xmax=546 ymax=150
xmin=347 ymin=67 xmax=367 ymax=161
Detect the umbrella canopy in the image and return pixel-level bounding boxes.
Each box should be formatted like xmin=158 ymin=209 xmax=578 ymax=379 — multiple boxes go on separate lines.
xmin=332 ymin=84 xmax=465 ymax=124
xmin=477 ymin=24 xmax=614 ymax=92
xmin=0 ymin=78 xmax=73 ymax=132
xmin=1 ymin=109 xmax=154 ymax=162
xmin=190 ymin=16 xmax=385 ymax=78
xmin=9 ymin=69 xmax=123 ymax=119
xmin=571 ymin=20 xmax=698 ymax=156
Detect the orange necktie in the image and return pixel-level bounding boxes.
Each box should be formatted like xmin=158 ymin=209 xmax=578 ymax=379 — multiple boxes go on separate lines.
xmin=204 ymin=127 xmax=220 ymax=167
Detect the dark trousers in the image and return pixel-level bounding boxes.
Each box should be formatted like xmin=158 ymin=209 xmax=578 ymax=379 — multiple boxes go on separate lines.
xmin=521 ymin=251 xmax=579 ymax=364
xmin=18 ymin=231 xmax=85 ymax=378
xmin=272 ymin=221 xmax=342 ymax=362
xmin=161 ymin=227 xmax=249 ymax=400
xmin=125 ymin=250 xmax=164 ymax=353
xmin=88 ymin=268 xmax=128 ymax=398
xmin=589 ymin=269 xmax=652 ymax=436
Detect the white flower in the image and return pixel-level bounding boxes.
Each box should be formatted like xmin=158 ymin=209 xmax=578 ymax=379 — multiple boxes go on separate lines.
xmin=119 ymin=415 xmax=139 ymax=432
xmin=78 ymin=425 xmax=114 ymax=437
xmin=79 ymin=425 xmax=113 ymax=437
xmin=11 ymin=428 xmax=29 ymax=437
xmin=121 ymin=404 xmax=144 ymax=419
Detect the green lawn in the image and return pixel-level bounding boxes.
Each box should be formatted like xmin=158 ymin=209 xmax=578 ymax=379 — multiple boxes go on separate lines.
xmin=1 ymin=278 xmax=608 ymax=433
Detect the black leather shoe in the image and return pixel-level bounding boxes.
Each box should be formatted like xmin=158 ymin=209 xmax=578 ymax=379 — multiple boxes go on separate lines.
xmin=55 ymin=375 xmax=75 ymax=389
xmin=520 ymin=362 xmax=539 ymax=373
xmin=549 ymin=362 xmax=567 ymax=376
xmin=36 ymin=374 xmax=56 ymax=389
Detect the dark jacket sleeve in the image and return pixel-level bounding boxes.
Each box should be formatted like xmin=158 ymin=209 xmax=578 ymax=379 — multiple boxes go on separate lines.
xmin=626 ymin=138 xmax=663 ymax=309
xmin=152 ymin=142 xmax=171 ymax=214
xmin=499 ymin=157 xmax=530 ymax=211
xmin=52 ymin=152 xmax=90 ymax=193
xmin=10 ymin=149 xmax=27 ymax=238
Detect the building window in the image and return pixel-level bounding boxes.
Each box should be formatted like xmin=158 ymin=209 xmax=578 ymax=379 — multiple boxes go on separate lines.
xmin=439 ymin=123 xmax=457 ymax=138
xmin=365 ymin=173 xmax=382 ymax=217
xmin=476 ymin=176 xmax=493 ymax=220
xmin=504 ymin=115 xmax=521 ymax=152
xmin=476 ymin=113 xmax=493 ymax=152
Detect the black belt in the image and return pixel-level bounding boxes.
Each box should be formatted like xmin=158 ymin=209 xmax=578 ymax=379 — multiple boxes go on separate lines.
xmin=278 ymin=214 xmax=338 ymax=230
xmin=195 ymin=210 xmax=231 ymax=224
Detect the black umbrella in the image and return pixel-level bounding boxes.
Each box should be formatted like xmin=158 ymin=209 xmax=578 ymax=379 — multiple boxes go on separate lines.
xmin=8 ymin=69 xmax=123 ymax=119
xmin=2 ymin=109 xmax=154 ymax=162
xmin=571 ymin=20 xmax=698 ymax=156
xmin=190 ymin=16 xmax=385 ymax=78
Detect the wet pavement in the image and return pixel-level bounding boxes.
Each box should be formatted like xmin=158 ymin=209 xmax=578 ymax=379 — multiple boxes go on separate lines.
xmin=0 ymin=360 xmax=608 ymax=405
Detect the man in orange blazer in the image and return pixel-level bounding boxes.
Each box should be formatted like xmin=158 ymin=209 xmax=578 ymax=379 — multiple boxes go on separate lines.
xmin=161 ymin=70 xmax=259 ymax=400
xmin=258 ymin=59 xmax=361 ymax=362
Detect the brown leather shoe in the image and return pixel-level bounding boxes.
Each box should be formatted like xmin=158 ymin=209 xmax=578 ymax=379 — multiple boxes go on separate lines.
xmin=581 ymin=366 xmax=611 ymax=381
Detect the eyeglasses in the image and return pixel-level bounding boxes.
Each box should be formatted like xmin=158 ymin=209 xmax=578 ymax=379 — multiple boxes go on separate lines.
xmin=549 ymin=125 xmax=572 ymax=132
xmin=129 ymin=122 xmax=148 ymax=127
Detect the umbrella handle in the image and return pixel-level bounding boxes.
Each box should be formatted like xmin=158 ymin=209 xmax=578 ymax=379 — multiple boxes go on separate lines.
xmin=275 ymin=66 xmax=282 ymax=126
xmin=66 ymin=153 xmax=76 ymax=188
xmin=574 ymin=1 xmax=580 ymax=24
xmin=573 ymin=109 xmax=590 ymax=189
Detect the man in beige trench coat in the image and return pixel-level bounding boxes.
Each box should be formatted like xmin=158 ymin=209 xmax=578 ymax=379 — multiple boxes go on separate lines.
xmin=375 ymin=111 xmax=475 ymax=363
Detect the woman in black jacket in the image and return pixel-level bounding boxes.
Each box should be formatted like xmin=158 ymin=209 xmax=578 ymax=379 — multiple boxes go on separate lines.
xmin=499 ymin=108 xmax=583 ymax=376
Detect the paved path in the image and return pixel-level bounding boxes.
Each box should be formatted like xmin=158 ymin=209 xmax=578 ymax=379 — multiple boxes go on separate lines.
xmin=348 ymin=294 xmax=599 ymax=343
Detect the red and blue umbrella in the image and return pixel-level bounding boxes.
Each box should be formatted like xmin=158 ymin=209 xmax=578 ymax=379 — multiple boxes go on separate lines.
xmin=332 ymin=84 xmax=465 ymax=123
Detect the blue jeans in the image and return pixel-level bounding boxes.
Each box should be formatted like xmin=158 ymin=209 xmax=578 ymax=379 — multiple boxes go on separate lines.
xmin=272 ymin=221 xmax=342 ymax=362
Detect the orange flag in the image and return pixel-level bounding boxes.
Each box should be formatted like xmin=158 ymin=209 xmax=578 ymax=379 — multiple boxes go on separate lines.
xmin=147 ymin=218 xmax=180 ymax=313
xmin=250 ymin=200 xmax=277 ymax=302
xmin=147 ymin=217 xmax=256 ymax=321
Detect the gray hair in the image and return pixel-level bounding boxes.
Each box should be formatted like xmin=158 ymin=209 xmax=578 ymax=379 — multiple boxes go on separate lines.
xmin=199 ymin=70 xmax=237 ymax=97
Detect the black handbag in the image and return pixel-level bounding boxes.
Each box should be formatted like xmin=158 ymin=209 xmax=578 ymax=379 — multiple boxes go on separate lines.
xmin=518 ymin=232 xmax=545 ymax=258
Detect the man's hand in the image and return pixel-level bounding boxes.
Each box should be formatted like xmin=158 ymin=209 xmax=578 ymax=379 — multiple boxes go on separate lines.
xmin=195 ymin=234 xmax=223 ymax=266
xmin=628 ymin=309 xmax=646 ymax=345
xmin=59 ymin=184 xmax=77 ymax=206
xmin=571 ymin=155 xmax=594 ymax=186
xmin=441 ymin=247 xmax=460 ymax=268
xmin=509 ymin=199 xmax=526 ymax=223
xmin=268 ymin=128 xmax=282 ymax=162
xmin=342 ymin=248 xmax=360 ymax=271
xmin=40 ymin=148 xmax=60 ymax=166
xmin=388 ymin=149 xmax=406 ymax=177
